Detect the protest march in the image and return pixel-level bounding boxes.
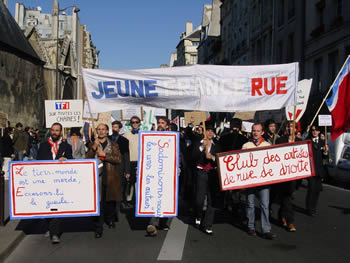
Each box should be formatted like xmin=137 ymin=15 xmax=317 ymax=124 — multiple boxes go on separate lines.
xmin=2 ymin=57 xmax=350 ymax=245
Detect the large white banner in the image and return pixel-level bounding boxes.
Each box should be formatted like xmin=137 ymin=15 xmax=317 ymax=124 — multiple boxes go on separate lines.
xmin=136 ymin=132 xmax=179 ymax=217
xmin=45 ymin=100 xmax=83 ymax=128
xmin=9 ymin=160 xmax=99 ymax=219
xmin=217 ymin=141 xmax=315 ymax=191
xmin=82 ymin=63 xmax=299 ymax=113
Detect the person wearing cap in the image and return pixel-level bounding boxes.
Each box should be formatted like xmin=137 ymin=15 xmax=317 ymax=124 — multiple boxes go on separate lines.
xmin=192 ymin=122 xmax=221 ymax=235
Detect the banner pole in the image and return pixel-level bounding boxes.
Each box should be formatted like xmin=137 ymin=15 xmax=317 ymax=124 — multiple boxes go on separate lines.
xmin=307 ymin=55 xmax=350 ymax=132
xmin=292 ymin=105 xmax=296 ymax=142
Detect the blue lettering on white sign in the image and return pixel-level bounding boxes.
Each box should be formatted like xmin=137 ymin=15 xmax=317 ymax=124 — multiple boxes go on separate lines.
xmin=92 ymin=80 xmax=159 ymax=99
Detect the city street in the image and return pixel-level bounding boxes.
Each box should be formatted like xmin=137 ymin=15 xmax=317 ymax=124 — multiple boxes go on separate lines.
xmin=4 ymin=182 xmax=350 ymax=263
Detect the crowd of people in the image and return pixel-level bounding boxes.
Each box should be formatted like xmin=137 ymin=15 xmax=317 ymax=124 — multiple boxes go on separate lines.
xmin=0 ymin=116 xmax=329 ymax=244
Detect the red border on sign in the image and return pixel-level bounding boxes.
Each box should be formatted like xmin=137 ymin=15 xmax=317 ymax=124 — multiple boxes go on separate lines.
xmin=216 ymin=140 xmax=316 ymax=191
xmin=138 ymin=133 xmax=177 ymax=215
xmin=11 ymin=161 xmax=97 ymax=216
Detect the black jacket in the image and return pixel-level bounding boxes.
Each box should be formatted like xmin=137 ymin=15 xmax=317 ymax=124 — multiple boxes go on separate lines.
xmin=219 ymin=131 xmax=248 ymax=152
xmin=192 ymin=137 xmax=221 ymax=168
xmin=37 ymin=140 xmax=73 ymax=160
xmin=309 ymin=137 xmax=327 ymax=178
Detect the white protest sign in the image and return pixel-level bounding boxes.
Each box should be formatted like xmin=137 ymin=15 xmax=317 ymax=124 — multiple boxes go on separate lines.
xmin=286 ymin=79 xmax=312 ymax=121
xmin=136 ymin=132 xmax=179 ymax=217
xmin=120 ymin=107 xmax=143 ymax=121
xmin=45 ymin=100 xmax=83 ymax=128
xmin=318 ymin=115 xmax=332 ymax=126
xmin=9 ymin=160 xmax=99 ymax=219
xmin=83 ymin=63 xmax=298 ymax=113
xmin=242 ymin=121 xmax=254 ymax=132
xmin=83 ymin=101 xmax=98 ymax=120
xmin=217 ymin=141 xmax=315 ymax=191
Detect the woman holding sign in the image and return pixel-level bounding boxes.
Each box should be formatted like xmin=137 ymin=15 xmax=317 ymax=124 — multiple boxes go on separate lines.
xmin=86 ymin=123 xmax=122 ymax=238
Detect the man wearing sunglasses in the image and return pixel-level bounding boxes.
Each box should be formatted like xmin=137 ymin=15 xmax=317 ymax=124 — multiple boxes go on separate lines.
xmin=123 ymin=116 xmax=142 ymax=207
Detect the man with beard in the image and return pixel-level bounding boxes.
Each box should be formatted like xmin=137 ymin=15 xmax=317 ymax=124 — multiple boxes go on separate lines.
xmin=37 ymin=122 xmax=73 ymax=244
xmin=109 ymin=120 xmax=131 ymax=209
xmin=86 ymin=123 xmax=122 ymax=238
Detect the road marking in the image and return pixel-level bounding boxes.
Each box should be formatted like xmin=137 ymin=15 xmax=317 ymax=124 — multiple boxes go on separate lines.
xmin=157 ymin=217 xmax=188 ymax=261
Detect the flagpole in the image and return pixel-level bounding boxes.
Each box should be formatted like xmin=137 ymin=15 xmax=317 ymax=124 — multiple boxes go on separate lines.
xmin=307 ymin=55 xmax=350 ymax=132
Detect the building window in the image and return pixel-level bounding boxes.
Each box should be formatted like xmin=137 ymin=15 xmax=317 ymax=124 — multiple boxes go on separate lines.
xmin=278 ymin=0 xmax=285 ymax=26
xmin=287 ymin=33 xmax=294 ymax=62
xmin=190 ymin=55 xmax=197 ymax=64
xmin=277 ymin=40 xmax=283 ymax=63
xmin=314 ymin=58 xmax=323 ymax=93
xmin=288 ymin=0 xmax=295 ymax=19
xmin=328 ymin=51 xmax=339 ymax=86
xmin=336 ymin=0 xmax=342 ymax=17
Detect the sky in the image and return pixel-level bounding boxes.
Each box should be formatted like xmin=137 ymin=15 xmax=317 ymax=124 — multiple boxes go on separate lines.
xmin=9 ymin=0 xmax=210 ymax=70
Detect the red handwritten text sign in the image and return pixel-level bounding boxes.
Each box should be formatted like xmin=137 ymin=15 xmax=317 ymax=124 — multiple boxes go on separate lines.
xmin=136 ymin=131 xmax=179 ymax=218
xmin=217 ymin=141 xmax=315 ymax=191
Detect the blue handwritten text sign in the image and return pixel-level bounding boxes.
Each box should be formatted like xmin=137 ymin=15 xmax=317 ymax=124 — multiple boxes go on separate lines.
xmin=9 ymin=159 xmax=99 ymax=219
xmin=136 ymin=132 xmax=179 ymax=217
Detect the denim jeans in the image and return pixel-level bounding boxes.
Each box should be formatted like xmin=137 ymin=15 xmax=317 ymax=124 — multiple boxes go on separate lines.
xmin=246 ymin=187 xmax=271 ymax=233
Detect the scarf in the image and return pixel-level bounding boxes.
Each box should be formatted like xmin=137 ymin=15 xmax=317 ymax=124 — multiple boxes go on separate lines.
xmin=48 ymin=137 xmax=62 ymax=159
xmin=71 ymin=136 xmax=79 ymax=151
xmin=250 ymin=137 xmax=265 ymax=146
xmin=131 ymin=128 xmax=139 ymax=134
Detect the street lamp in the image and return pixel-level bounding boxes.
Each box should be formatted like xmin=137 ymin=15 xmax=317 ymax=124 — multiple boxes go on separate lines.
xmin=55 ymin=5 xmax=80 ymax=99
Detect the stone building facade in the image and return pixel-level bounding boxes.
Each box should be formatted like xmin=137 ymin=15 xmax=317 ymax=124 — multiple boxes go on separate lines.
xmin=173 ymin=22 xmax=201 ymax=66
xmin=196 ymin=0 xmax=350 ymax=125
xmin=0 ymin=1 xmax=46 ymax=127
xmin=15 ymin=0 xmax=99 ymax=100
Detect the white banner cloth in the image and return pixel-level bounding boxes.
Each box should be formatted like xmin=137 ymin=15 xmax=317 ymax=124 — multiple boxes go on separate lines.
xmin=82 ymin=63 xmax=299 ymax=113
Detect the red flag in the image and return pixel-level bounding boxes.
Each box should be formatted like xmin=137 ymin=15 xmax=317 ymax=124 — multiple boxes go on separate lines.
xmin=326 ymin=56 xmax=350 ymax=141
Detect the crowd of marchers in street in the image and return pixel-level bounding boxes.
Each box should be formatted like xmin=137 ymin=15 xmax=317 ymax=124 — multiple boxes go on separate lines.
xmin=0 ymin=116 xmax=329 ymax=244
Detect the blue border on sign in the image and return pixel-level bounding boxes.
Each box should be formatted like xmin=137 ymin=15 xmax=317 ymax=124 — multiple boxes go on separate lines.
xmin=8 ymin=159 xmax=100 ymax=220
xmin=135 ymin=131 xmax=179 ymax=218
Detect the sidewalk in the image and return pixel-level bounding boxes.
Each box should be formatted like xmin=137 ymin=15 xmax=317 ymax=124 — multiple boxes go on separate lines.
xmin=0 ymin=178 xmax=24 ymax=263
xmin=0 ymin=220 xmax=24 ymax=263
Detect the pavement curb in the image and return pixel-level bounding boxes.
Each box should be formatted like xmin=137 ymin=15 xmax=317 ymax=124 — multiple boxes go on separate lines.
xmin=0 ymin=220 xmax=25 ymax=263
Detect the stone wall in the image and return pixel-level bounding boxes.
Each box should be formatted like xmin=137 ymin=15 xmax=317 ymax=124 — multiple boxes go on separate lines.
xmin=0 ymin=50 xmax=46 ymax=128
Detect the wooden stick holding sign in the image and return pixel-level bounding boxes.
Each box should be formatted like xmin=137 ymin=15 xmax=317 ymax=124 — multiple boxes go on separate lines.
xmin=291 ymin=105 xmax=297 ymax=142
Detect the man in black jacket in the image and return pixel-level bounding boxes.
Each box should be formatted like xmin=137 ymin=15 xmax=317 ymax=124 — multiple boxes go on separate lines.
xmin=37 ymin=122 xmax=73 ymax=244
xmin=109 ymin=120 xmax=131 ymax=209
xmin=275 ymin=121 xmax=300 ymax=232
xmin=219 ymin=118 xmax=247 ymax=217
xmin=306 ymin=125 xmax=328 ymax=217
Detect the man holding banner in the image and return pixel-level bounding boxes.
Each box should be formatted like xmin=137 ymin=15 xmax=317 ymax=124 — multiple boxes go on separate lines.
xmin=146 ymin=117 xmax=171 ymax=236
xmin=37 ymin=122 xmax=73 ymax=244
xmin=243 ymin=123 xmax=276 ymax=240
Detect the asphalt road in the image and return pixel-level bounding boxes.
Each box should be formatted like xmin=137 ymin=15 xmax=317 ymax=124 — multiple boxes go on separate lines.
xmin=4 ymin=182 xmax=350 ymax=263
